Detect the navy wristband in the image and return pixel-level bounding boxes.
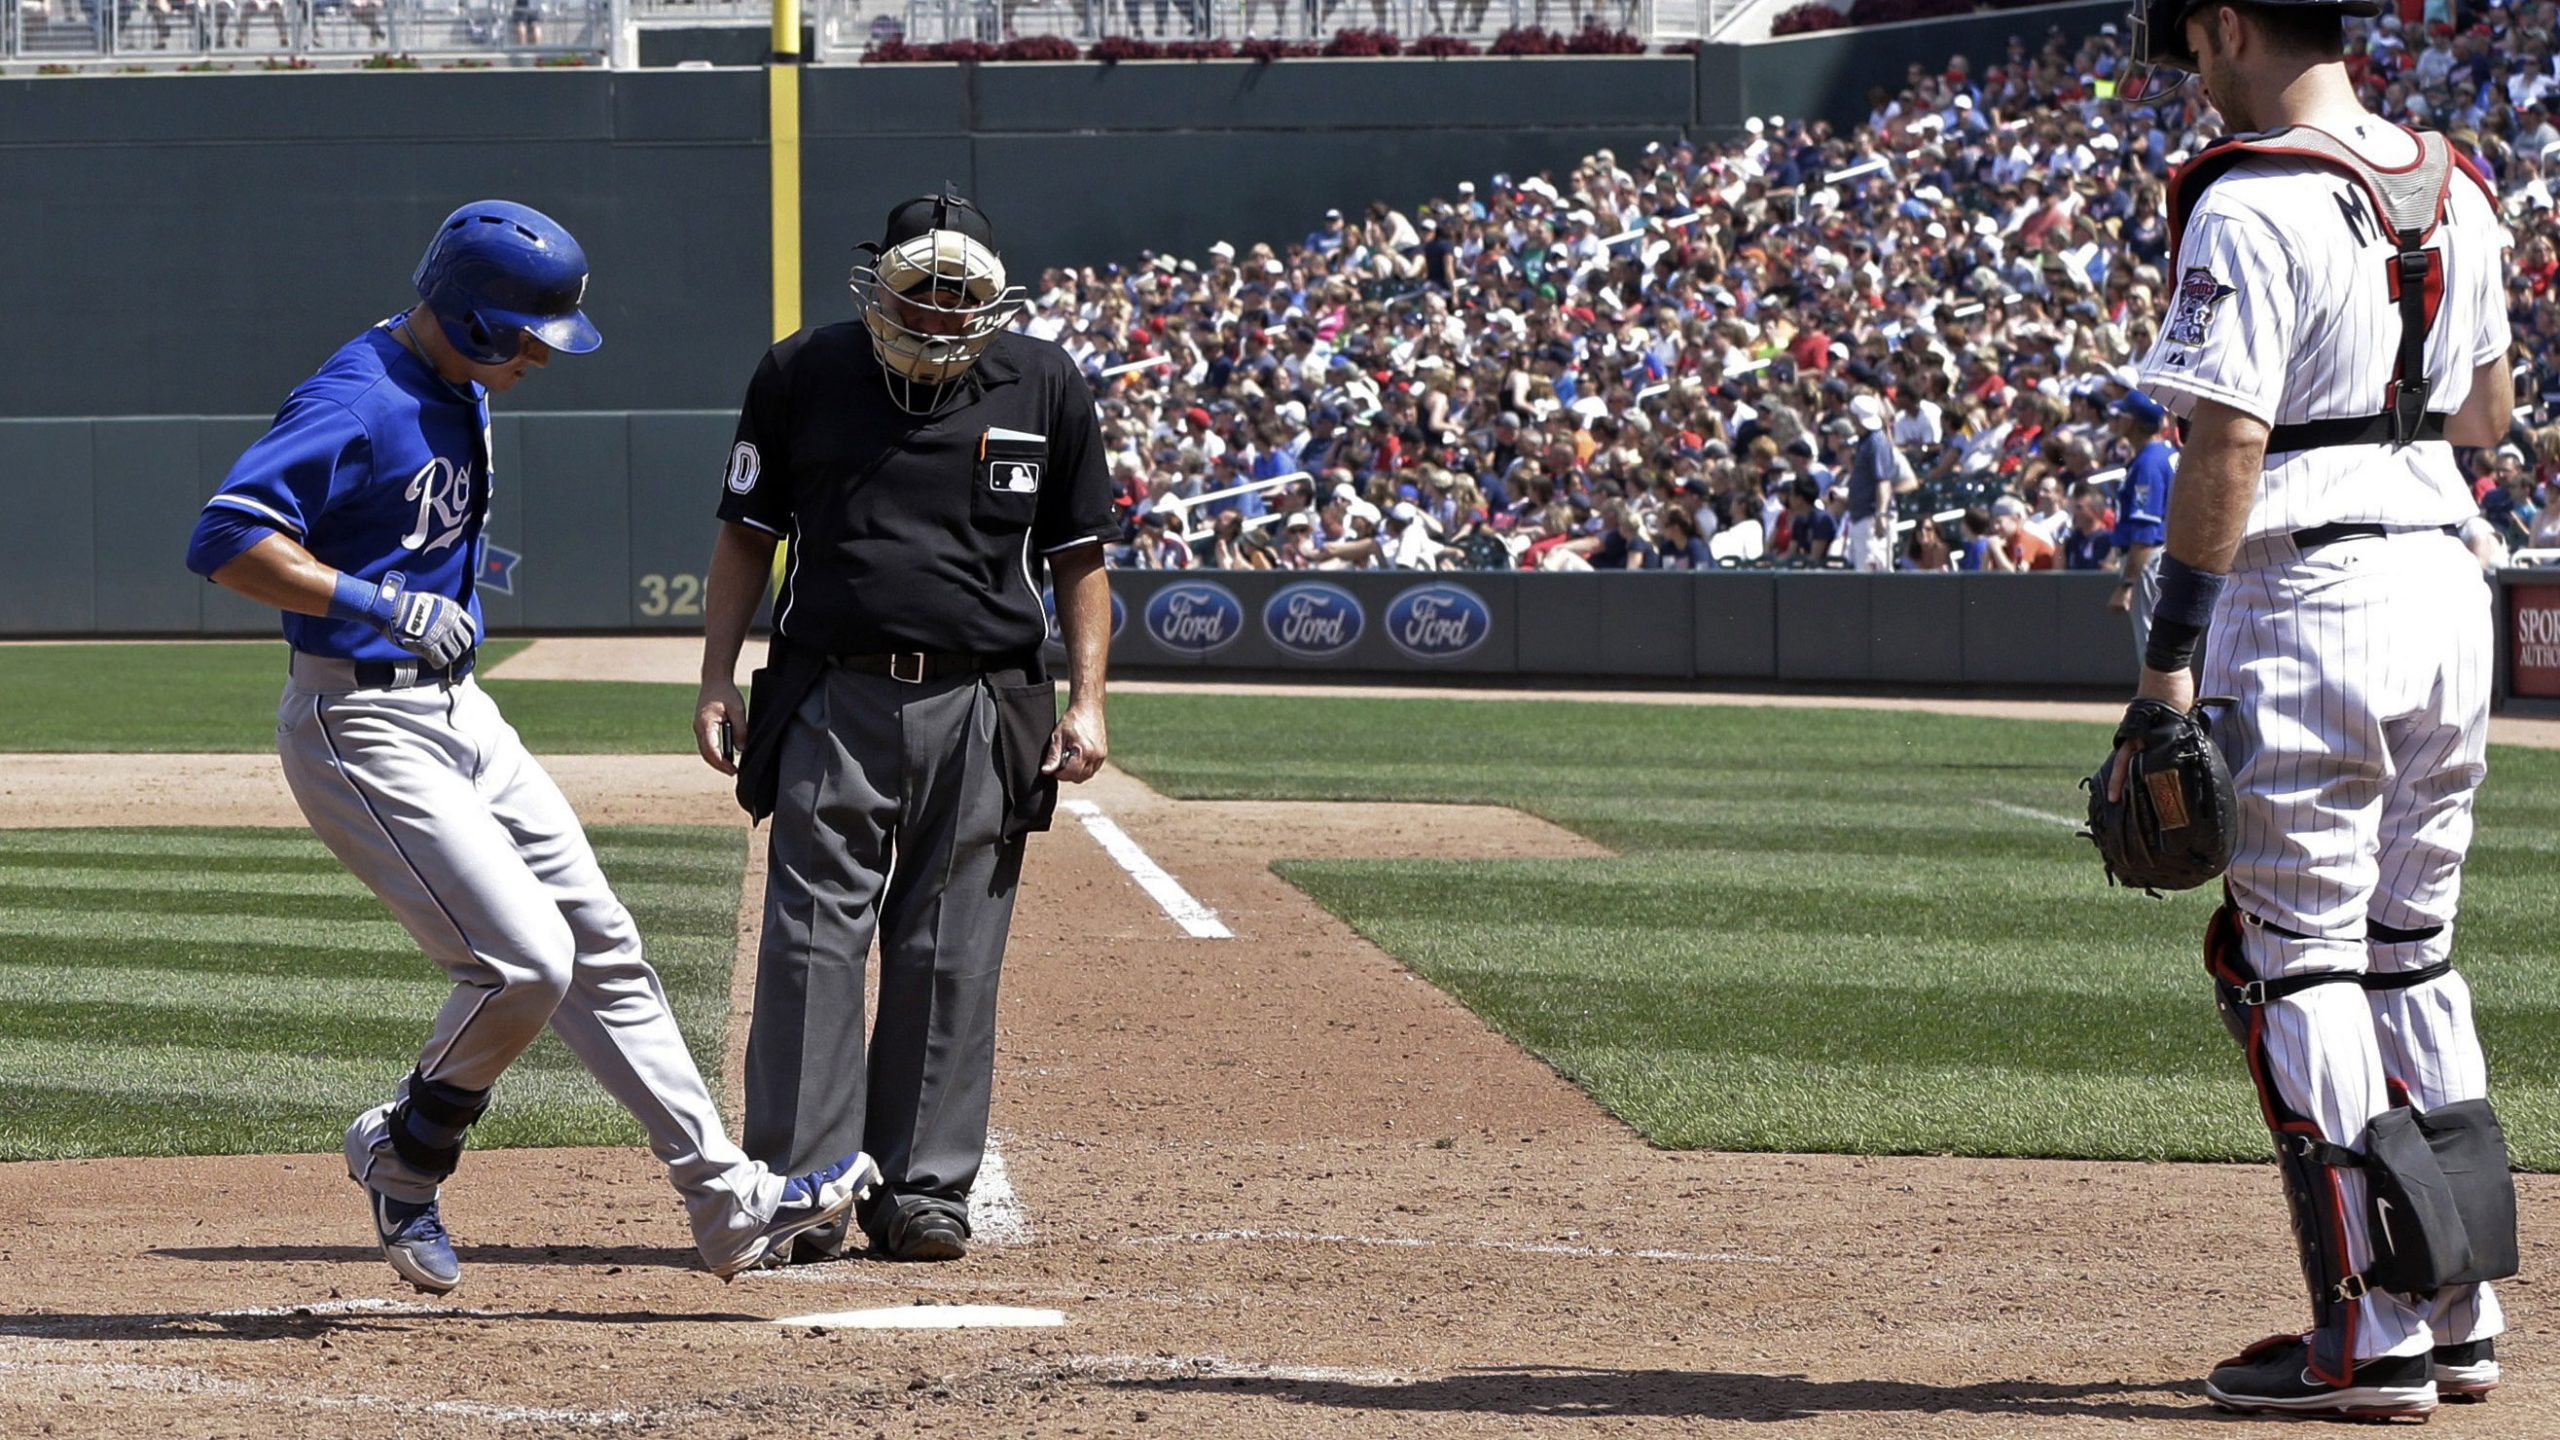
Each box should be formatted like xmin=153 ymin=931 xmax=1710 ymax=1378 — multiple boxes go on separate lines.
xmin=327 ymin=571 xmax=384 ymax=626
xmin=2143 ymin=554 xmax=2226 ymax=672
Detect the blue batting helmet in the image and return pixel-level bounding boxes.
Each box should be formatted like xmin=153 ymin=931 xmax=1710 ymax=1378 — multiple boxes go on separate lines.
xmin=413 ymin=200 xmax=603 ymax=365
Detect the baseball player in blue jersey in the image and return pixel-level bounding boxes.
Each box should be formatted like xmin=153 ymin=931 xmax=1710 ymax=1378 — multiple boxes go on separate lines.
xmin=182 ymin=200 xmax=877 ymax=1294
xmin=2106 ymin=389 xmax=2177 ymax=666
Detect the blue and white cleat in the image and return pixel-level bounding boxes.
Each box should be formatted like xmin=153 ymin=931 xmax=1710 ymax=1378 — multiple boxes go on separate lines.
xmin=371 ymin=1190 xmax=461 ymax=1295
xmin=716 ymin=1152 xmax=882 ymax=1280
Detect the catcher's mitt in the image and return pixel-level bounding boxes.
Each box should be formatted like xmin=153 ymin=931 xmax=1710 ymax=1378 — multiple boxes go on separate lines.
xmin=2083 ymin=697 xmax=2235 ymax=895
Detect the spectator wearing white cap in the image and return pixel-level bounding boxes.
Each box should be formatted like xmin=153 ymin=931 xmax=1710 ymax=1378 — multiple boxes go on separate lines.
xmin=1382 ymin=500 xmax=1445 ymax=570
xmin=1841 ymin=392 xmax=1906 ymax=572
xmin=1306 ymin=208 xmax=1347 ymax=257
xmin=1987 ymin=495 xmax=2056 ymax=572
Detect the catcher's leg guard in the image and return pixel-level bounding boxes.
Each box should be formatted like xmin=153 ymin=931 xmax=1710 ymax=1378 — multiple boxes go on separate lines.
xmin=2364 ymin=921 xmax=2510 ymax=1348
xmin=2205 ymin=902 xmax=2393 ymax=1386
xmin=387 ymin=1068 xmax=492 ymax=1182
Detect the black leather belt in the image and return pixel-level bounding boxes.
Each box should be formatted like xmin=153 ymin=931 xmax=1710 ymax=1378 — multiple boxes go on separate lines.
xmin=352 ymin=653 xmax=474 ymax=688
xmin=2290 ymin=522 xmax=2462 ymax=551
xmin=833 ymin=651 xmax=1031 ymax=684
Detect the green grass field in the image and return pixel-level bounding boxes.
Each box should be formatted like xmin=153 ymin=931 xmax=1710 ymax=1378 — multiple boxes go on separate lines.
xmin=0 ymin=824 xmax=742 ymax=1161
xmin=3 ymin=643 xmax=2553 ymax=1172
xmin=0 ymin=640 xmax=699 ymax=754
xmin=1102 ymin=694 xmax=2560 ymax=1169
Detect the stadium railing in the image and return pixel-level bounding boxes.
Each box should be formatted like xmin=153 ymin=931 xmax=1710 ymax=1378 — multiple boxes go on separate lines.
xmin=623 ymin=0 xmax=1700 ymax=52
xmin=871 ymin=0 xmax=1666 ymax=46
xmin=3 ymin=0 xmax=608 ymax=63
xmin=1167 ymin=471 xmax=1309 ymax=543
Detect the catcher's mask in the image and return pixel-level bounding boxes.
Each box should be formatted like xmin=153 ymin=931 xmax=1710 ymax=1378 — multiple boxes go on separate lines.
xmin=851 ymin=185 xmax=1027 ymax=415
xmin=2116 ymin=0 xmax=2381 ymax=105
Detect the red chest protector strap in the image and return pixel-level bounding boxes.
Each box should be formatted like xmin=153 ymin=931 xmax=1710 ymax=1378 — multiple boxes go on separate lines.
xmin=2165 ymin=126 xmax=2468 ymax=451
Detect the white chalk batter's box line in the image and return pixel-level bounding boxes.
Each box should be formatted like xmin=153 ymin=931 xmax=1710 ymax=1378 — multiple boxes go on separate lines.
xmin=1120 ymin=1227 xmax=1780 ymax=1265
xmin=1979 ymin=798 xmax=2084 ymax=829
xmin=1060 ymin=798 xmax=1233 ymax=939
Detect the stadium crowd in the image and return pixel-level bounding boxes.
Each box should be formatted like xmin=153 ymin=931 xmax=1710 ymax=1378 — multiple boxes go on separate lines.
xmin=1022 ymin=7 xmax=2560 ymax=574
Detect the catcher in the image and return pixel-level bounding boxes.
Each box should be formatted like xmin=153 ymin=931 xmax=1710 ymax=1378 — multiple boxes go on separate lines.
xmin=2093 ymin=0 xmax=2521 ymax=1416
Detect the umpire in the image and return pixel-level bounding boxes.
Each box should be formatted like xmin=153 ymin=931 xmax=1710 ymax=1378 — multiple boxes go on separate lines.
xmin=694 ymin=187 xmax=1116 ymax=1263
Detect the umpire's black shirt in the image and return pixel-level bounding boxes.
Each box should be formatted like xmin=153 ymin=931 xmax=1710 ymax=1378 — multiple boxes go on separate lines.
xmin=716 ymin=325 xmax=1117 ymax=655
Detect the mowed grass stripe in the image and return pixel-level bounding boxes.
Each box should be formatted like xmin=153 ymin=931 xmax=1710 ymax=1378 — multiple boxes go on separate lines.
xmin=0 ymin=935 xmax=420 ymax=982
xmin=0 ymin=825 xmax=745 ymax=1162
xmin=0 ymin=640 xmax=731 ymax=754
xmin=0 ymin=963 xmax=449 ymax=1020
xmin=0 ymin=896 xmax=730 ymax=946
xmin=1109 ymin=692 xmax=2560 ymax=1170
xmin=0 ymin=853 xmax=737 ymax=894
xmin=0 ymin=909 xmax=420 ymax=952
xmin=0 ymin=829 xmax=348 ymax=865
xmin=1564 ymin=1051 xmax=2265 ymax=1160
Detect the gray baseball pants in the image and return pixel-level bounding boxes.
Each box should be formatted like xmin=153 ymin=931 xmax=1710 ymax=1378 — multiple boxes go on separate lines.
xmin=2129 ymin=548 xmax=2164 ymax=671
xmin=744 ymin=664 xmax=1023 ymax=1244
xmin=276 ymin=658 xmax=784 ymax=1272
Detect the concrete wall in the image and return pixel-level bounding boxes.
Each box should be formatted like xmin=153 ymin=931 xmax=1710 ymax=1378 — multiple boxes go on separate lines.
xmin=1080 ymin=568 xmax=2141 ymax=688
xmin=0 ymin=62 xmax=1694 ymax=424
xmin=0 ymin=11 xmax=2121 ymax=420
xmin=0 ymin=401 xmax=2135 ymax=692
xmin=0 ymin=412 xmax=739 ymax=638
xmin=1695 ymin=0 xmax=2120 ymax=133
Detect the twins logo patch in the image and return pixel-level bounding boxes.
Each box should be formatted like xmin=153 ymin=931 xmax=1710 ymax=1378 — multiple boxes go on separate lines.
xmin=725 ymin=441 xmax=761 ymax=495
xmin=2163 ymin=266 xmax=2237 ymax=350
xmin=991 ymin=461 xmax=1042 ymax=494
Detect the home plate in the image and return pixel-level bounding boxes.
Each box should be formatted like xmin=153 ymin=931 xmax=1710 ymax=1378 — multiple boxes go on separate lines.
xmin=773 ymin=1305 xmax=1067 ymax=1331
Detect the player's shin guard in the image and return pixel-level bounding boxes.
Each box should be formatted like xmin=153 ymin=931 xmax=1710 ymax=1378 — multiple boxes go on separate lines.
xmin=2365 ymin=921 xmax=2510 ymax=1347
xmin=387 ymin=1068 xmax=492 ymax=1182
xmin=2205 ymin=903 xmax=2377 ymax=1386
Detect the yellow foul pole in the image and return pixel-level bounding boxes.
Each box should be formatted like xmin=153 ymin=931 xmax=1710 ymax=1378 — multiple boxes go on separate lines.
xmin=768 ymin=0 xmax=804 ymax=343
xmin=767 ymin=0 xmax=803 ymax=598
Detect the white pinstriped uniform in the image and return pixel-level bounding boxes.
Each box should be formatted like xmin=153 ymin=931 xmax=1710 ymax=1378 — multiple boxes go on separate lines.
xmin=2139 ymin=122 xmax=2513 ymax=1363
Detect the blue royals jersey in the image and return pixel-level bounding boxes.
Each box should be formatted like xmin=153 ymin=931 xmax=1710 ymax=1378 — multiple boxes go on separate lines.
xmin=201 ymin=320 xmax=490 ymax=661
xmin=2111 ymin=439 xmax=2175 ymax=552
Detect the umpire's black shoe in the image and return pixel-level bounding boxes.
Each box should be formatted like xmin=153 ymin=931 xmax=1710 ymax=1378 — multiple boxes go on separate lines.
xmin=882 ymin=1208 xmax=969 ymax=1262
xmin=2204 ymin=1335 xmax=2436 ymax=1420
xmin=780 ymin=1215 xmax=850 ymax=1267
xmin=2432 ymin=1339 xmax=2500 ymax=1401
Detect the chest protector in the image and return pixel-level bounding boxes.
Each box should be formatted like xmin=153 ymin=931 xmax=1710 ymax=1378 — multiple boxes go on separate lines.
xmin=2166 ymin=125 xmax=2487 ymax=451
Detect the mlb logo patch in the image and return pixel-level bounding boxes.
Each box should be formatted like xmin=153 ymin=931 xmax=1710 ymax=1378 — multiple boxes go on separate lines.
xmin=992 ymin=461 xmax=1041 ymax=494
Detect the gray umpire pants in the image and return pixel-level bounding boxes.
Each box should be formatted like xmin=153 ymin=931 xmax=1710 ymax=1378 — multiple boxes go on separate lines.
xmin=744 ymin=663 xmax=1023 ymax=1244
xmin=2128 ymin=548 xmax=2164 ymax=671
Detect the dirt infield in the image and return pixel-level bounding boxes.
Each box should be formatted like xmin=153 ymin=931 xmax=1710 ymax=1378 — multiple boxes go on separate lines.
xmin=3 ymin=717 xmax=2554 ymax=1434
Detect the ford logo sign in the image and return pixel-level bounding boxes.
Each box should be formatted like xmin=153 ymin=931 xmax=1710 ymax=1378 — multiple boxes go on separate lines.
xmin=1142 ymin=581 xmax=1245 ymax=656
xmin=1041 ymin=588 xmax=1128 ymax=645
xmin=1262 ymin=581 xmax=1366 ymax=661
xmin=1384 ymin=583 xmax=1492 ymax=662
